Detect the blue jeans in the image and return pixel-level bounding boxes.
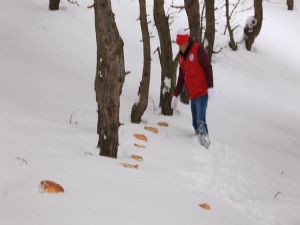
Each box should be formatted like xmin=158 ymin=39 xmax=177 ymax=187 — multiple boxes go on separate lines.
xmin=191 ymin=95 xmax=208 ymax=135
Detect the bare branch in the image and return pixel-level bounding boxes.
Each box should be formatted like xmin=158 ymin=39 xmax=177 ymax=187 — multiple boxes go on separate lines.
xmin=67 ymin=0 xmax=79 ymax=7
xmin=229 ymin=0 xmax=241 ymax=19
xmin=87 ymin=4 xmax=94 ymax=9
xmin=232 ymin=25 xmax=240 ymax=32
xmin=236 ymin=6 xmax=253 ymax=14
xmin=149 ymin=97 xmax=157 ymax=112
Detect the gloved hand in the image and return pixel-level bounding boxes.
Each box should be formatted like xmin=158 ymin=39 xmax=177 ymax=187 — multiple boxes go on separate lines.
xmin=171 ymin=96 xmax=178 ymax=109
xmin=208 ymin=88 xmax=214 ymax=100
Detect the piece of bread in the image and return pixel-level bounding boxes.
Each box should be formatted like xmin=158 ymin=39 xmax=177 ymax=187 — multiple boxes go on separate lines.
xmin=120 ymin=163 xmax=139 ymax=169
xmin=133 ymin=134 xmax=148 ymax=142
xmin=134 ymin=143 xmax=146 ymax=148
xmin=144 ymin=126 xmax=158 ymax=134
xmin=40 ymin=180 xmax=64 ymax=193
xmin=198 ymin=203 xmax=211 ymax=210
xmin=130 ymin=154 xmax=144 ymax=162
xmin=157 ymin=121 xmax=169 ymax=127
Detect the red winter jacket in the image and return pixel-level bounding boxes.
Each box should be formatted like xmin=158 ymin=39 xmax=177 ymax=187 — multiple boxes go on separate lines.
xmin=174 ymin=40 xmax=213 ymax=100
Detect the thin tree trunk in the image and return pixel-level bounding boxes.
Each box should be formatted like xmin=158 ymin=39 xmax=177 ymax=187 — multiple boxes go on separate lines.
xmin=225 ymin=0 xmax=237 ymax=50
xmin=244 ymin=0 xmax=263 ymax=51
xmin=131 ymin=0 xmax=151 ymax=123
xmin=49 ymin=0 xmax=60 ymax=10
xmin=200 ymin=2 xmax=206 ymax=45
xmin=204 ymin=0 xmax=215 ymax=62
xmin=184 ymin=0 xmax=200 ymax=42
xmin=287 ymin=0 xmax=293 ymax=10
xmin=154 ymin=0 xmax=177 ymax=115
xmin=179 ymin=0 xmax=200 ymax=105
xmin=94 ymin=0 xmax=125 ymax=158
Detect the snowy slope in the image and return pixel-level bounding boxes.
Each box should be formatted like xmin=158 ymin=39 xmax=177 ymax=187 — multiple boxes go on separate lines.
xmin=0 ymin=0 xmax=299 ymax=225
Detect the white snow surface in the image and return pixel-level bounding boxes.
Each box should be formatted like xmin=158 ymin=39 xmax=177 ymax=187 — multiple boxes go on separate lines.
xmin=0 ymin=0 xmax=299 ymax=225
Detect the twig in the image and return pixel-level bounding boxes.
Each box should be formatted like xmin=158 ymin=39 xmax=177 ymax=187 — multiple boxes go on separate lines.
xmin=153 ymin=47 xmax=161 ymax=65
xmin=235 ymin=6 xmax=253 ymax=14
xmin=87 ymin=4 xmax=94 ymax=9
xmin=139 ymin=36 xmax=154 ymax=43
xmin=17 ymin=157 xmax=28 ymax=166
xmin=69 ymin=111 xmax=78 ymax=125
xmin=224 ymin=0 xmax=241 ymax=34
xmin=67 ymin=0 xmax=80 ymax=7
xmin=273 ymin=191 xmax=283 ymax=199
xmin=149 ymin=96 xmax=157 ymax=112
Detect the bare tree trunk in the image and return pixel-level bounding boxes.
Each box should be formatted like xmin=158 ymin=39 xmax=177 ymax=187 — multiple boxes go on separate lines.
xmin=204 ymin=0 xmax=215 ymax=62
xmin=131 ymin=0 xmax=151 ymax=123
xmin=153 ymin=0 xmax=177 ymax=116
xmin=200 ymin=2 xmax=206 ymax=45
xmin=184 ymin=0 xmax=200 ymax=42
xmin=178 ymin=0 xmax=200 ymax=105
xmin=49 ymin=0 xmax=60 ymax=10
xmin=94 ymin=0 xmax=125 ymax=158
xmin=287 ymin=0 xmax=294 ymax=10
xmin=244 ymin=0 xmax=263 ymax=51
xmin=225 ymin=0 xmax=237 ymax=51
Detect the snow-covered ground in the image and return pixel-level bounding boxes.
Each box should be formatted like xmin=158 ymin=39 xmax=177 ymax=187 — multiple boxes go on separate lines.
xmin=0 ymin=0 xmax=299 ymax=225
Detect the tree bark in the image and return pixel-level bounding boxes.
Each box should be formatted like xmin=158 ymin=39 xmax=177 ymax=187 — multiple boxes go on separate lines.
xmin=184 ymin=0 xmax=201 ymax=43
xmin=200 ymin=2 xmax=206 ymax=45
xmin=94 ymin=0 xmax=125 ymax=158
xmin=179 ymin=0 xmax=200 ymax=105
xmin=153 ymin=0 xmax=177 ymax=116
xmin=131 ymin=0 xmax=151 ymax=123
xmin=225 ymin=0 xmax=237 ymax=51
xmin=204 ymin=0 xmax=215 ymax=62
xmin=244 ymin=0 xmax=263 ymax=51
xmin=49 ymin=0 xmax=60 ymax=10
xmin=287 ymin=0 xmax=294 ymax=10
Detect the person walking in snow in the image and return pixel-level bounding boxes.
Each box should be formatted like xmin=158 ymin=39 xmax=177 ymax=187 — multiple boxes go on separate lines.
xmin=171 ymin=29 xmax=214 ymax=148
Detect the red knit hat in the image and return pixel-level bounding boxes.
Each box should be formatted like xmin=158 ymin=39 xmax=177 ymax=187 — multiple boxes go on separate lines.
xmin=176 ymin=29 xmax=189 ymax=46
